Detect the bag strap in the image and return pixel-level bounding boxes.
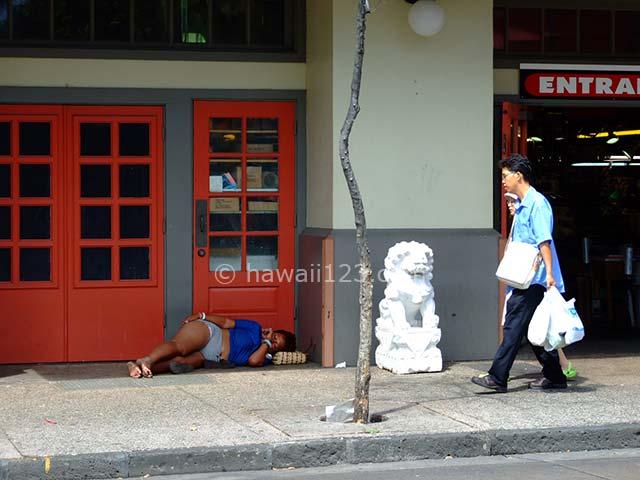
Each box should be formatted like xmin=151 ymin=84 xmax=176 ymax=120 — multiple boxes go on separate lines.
xmin=505 ymin=209 xmax=517 ymax=245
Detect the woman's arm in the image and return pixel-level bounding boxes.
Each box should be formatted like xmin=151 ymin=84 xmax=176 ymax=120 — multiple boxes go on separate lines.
xmin=182 ymin=313 xmax=235 ymax=329
xmin=247 ymin=341 xmax=271 ymax=367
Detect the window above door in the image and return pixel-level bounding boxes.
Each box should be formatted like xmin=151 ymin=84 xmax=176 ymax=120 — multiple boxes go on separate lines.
xmin=0 ymin=0 xmax=305 ymax=62
xmin=494 ymin=1 xmax=640 ymax=67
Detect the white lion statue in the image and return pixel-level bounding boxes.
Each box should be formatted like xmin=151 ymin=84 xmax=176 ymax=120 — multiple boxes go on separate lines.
xmin=375 ymin=241 xmax=442 ymax=374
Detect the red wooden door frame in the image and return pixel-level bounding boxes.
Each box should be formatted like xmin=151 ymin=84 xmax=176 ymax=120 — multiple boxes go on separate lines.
xmin=193 ymin=101 xmax=295 ymax=332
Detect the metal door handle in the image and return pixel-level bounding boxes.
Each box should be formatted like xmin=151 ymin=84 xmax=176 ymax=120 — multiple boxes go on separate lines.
xmin=199 ymin=215 xmax=205 ymax=233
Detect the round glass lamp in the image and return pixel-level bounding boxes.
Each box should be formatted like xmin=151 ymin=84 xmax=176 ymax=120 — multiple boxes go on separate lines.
xmin=408 ymin=0 xmax=445 ymax=37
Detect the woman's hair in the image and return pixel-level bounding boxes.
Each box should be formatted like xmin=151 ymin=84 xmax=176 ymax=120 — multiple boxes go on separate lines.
xmin=275 ymin=330 xmax=296 ymax=352
xmin=499 ymin=153 xmax=533 ymax=183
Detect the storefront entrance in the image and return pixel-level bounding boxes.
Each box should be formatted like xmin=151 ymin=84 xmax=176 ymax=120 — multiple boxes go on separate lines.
xmin=193 ymin=101 xmax=295 ymax=331
xmin=499 ymin=102 xmax=640 ymax=342
xmin=0 ymin=105 xmax=164 ymax=363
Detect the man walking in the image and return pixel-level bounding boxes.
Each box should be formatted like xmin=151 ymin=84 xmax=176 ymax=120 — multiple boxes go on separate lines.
xmin=471 ymin=153 xmax=567 ymax=393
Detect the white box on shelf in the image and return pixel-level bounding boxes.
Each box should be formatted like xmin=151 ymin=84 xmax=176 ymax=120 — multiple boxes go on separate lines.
xmin=209 ymin=175 xmax=223 ymax=192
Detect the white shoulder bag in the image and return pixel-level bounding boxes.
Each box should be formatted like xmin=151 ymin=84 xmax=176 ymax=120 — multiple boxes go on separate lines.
xmin=495 ymin=212 xmax=542 ymax=289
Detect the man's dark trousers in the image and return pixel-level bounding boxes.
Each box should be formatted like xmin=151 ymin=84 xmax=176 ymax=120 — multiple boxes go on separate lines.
xmin=488 ymin=284 xmax=566 ymax=387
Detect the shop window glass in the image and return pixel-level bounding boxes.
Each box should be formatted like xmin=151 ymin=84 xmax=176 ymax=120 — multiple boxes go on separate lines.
xmin=580 ymin=10 xmax=611 ymax=54
xmin=120 ymin=164 xmax=149 ymax=197
xmin=81 ymin=206 xmax=111 ymax=239
xmin=81 ymin=164 xmax=111 ymax=198
xmin=250 ymin=0 xmax=285 ymax=46
xmin=0 ymin=248 xmax=9 ymax=281
xmin=0 ymin=122 xmax=9 ymax=156
xmin=247 ymin=118 xmax=278 ymax=153
xmin=210 ymin=118 xmax=242 ymax=153
xmin=247 ymin=196 xmax=278 ymax=231
xmin=615 ymin=11 xmax=640 ymax=54
xmin=212 ymin=0 xmax=247 ymax=45
xmin=54 ymin=0 xmax=90 ymax=41
xmin=80 ymin=123 xmax=111 ymax=157
xmin=493 ymin=7 xmax=505 ymax=51
xmin=544 ymin=10 xmax=576 ymax=53
xmin=13 ymin=0 xmax=50 ymax=40
xmin=173 ymin=0 xmax=208 ymax=44
xmin=0 ymin=0 xmax=8 ymax=39
xmin=19 ymin=164 xmax=50 ymax=198
xmin=120 ymin=206 xmax=149 ymax=239
xmin=0 ymin=206 xmax=9 ymax=239
xmin=20 ymin=206 xmax=50 ymax=239
xmin=135 ymin=0 xmax=169 ymax=42
xmin=120 ymin=246 xmax=149 ymax=280
xmin=507 ymin=8 xmax=541 ymax=52
xmin=19 ymin=122 xmax=50 ymax=156
xmin=209 ymin=236 xmax=241 ymax=272
xmin=209 ymin=196 xmax=241 ymax=232
xmin=95 ymin=0 xmax=129 ymax=42
xmin=247 ymin=235 xmax=277 ymax=271
xmin=20 ymin=247 xmax=49 ymax=281
xmin=119 ymin=123 xmax=149 ymax=156
xmin=81 ymin=247 xmax=111 ymax=280
xmin=0 ymin=164 xmax=9 ymax=197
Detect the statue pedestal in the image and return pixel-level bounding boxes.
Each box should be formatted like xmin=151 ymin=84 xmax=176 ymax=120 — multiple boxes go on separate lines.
xmin=374 ymin=241 xmax=443 ymax=375
xmin=375 ymin=325 xmax=442 ymax=374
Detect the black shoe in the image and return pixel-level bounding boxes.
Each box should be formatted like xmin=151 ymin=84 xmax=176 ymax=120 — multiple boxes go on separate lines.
xmin=169 ymin=360 xmax=195 ymax=374
xmin=471 ymin=375 xmax=507 ymax=393
xmin=529 ymin=377 xmax=567 ymax=390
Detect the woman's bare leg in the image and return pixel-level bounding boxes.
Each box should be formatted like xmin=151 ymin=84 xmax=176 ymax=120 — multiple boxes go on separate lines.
xmin=135 ymin=321 xmax=210 ymax=377
xmin=153 ymin=352 xmax=205 ymax=375
xmin=557 ymin=348 xmax=569 ymax=371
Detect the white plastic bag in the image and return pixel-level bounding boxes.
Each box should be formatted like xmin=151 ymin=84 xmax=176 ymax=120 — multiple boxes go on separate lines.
xmin=528 ymin=292 xmax=551 ymax=346
xmin=545 ymin=286 xmax=585 ymax=351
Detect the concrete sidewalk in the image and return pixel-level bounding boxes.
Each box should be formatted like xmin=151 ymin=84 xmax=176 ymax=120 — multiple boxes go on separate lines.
xmin=1 ymin=352 xmax=640 ymax=479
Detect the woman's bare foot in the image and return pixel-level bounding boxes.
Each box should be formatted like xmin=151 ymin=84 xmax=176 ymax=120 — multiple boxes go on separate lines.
xmin=136 ymin=357 xmax=153 ymax=378
xmin=127 ymin=361 xmax=142 ymax=378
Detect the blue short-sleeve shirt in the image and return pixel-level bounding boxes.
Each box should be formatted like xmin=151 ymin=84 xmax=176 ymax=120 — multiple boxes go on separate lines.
xmin=510 ymin=186 xmax=565 ymax=293
xmin=228 ymin=319 xmax=271 ymax=366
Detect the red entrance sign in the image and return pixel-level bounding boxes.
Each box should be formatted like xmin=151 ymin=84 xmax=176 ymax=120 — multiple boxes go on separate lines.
xmin=520 ymin=69 xmax=640 ymax=99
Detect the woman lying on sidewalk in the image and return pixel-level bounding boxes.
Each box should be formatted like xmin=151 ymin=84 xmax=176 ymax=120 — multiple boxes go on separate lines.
xmin=127 ymin=313 xmax=296 ymax=378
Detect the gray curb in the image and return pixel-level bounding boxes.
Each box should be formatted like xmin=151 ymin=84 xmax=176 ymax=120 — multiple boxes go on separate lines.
xmin=2 ymin=424 xmax=640 ymax=479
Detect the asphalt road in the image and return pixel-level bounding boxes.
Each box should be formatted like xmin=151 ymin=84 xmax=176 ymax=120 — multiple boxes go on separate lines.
xmin=119 ymin=448 xmax=640 ymax=480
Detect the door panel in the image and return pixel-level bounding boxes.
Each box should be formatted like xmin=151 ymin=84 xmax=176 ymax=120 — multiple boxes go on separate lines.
xmin=66 ymin=107 xmax=164 ymax=361
xmin=194 ymin=101 xmax=295 ymax=332
xmin=0 ymin=106 xmax=64 ymax=363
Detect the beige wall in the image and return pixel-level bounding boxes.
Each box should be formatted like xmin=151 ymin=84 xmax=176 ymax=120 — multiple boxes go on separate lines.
xmin=0 ymin=58 xmax=305 ymax=90
xmin=305 ymin=0 xmax=334 ymax=229
xmin=330 ymin=0 xmax=494 ymax=229
xmin=494 ymin=68 xmax=519 ymax=96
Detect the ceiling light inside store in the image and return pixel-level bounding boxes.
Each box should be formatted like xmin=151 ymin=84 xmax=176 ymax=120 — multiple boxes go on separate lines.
xmin=571 ymin=162 xmax=640 ymax=167
xmin=527 ymin=136 xmax=543 ymax=143
xmin=577 ymin=129 xmax=640 ymax=140
xmin=606 ymin=135 xmax=620 ymax=144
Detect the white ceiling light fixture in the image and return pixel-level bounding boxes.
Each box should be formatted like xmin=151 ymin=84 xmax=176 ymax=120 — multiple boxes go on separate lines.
xmin=406 ymin=0 xmax=445 ymax=37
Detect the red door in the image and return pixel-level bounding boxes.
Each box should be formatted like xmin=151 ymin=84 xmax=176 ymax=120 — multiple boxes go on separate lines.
xmin=498 ymin=102 xmax=528 ymax=343
xmin=0 ymin=105 xmax=164 ymax=363
xmin=500 ymin=102 xmax=528 ymax=235
xmin=193 ymin=101 xmax=295 ymax=331
xmin=0 ymin=106 xmax=65 ymax=363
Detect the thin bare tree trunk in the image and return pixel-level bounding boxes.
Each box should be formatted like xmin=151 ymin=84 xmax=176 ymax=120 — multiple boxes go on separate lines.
xmin=339 ymin=0 xmax=372 ymax=424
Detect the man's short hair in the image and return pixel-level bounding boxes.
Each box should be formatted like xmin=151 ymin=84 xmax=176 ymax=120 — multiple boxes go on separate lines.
xmin=499 ymin=153 xmax=533 ymax=183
